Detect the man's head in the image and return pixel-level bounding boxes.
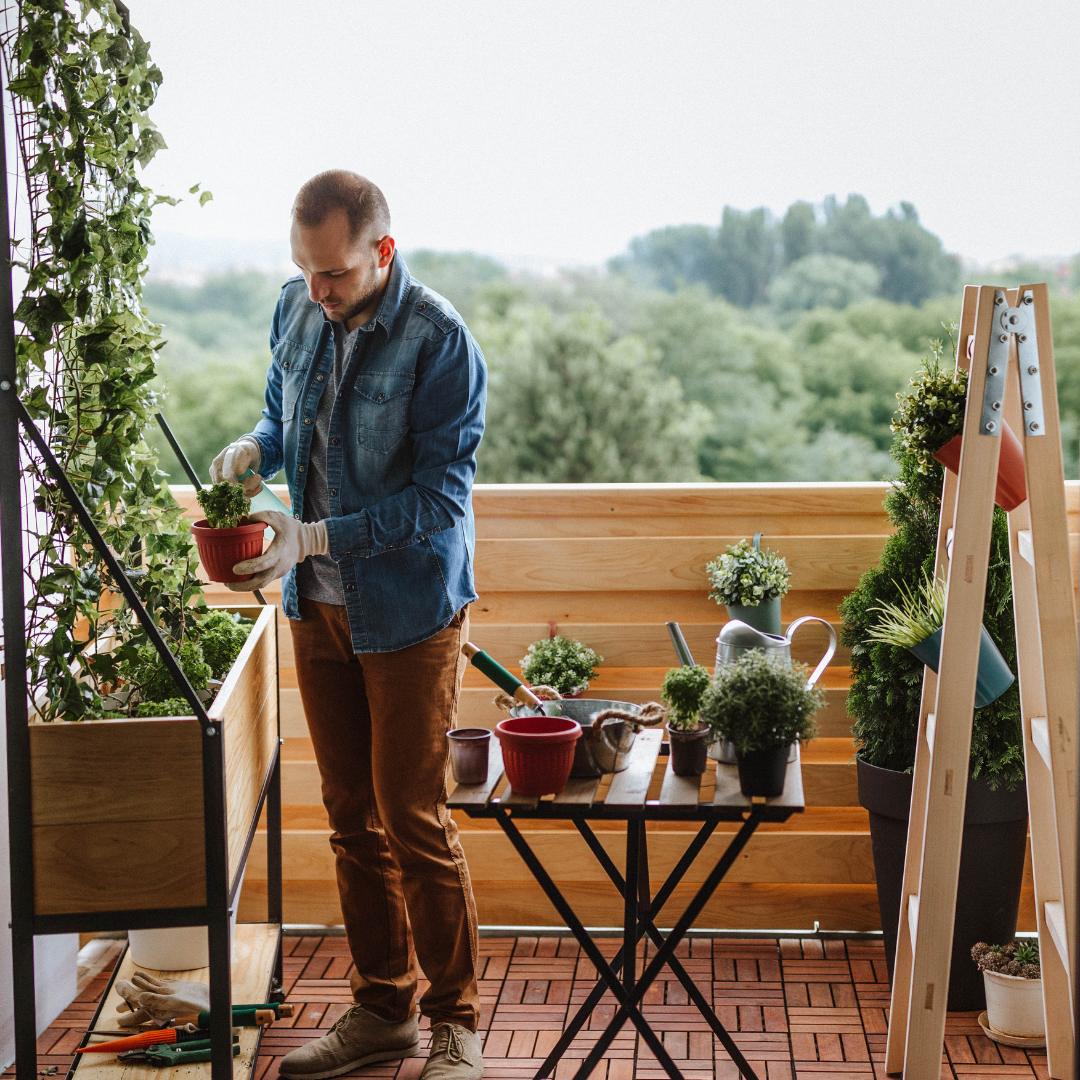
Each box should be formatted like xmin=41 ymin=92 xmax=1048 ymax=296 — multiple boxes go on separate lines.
xmin=290 ymin=170 xmax=395 ymax=326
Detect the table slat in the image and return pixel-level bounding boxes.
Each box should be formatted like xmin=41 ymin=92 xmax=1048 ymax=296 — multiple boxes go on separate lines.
xmin=446 ymin=740 xmax=505 ymax=809
xmin=604 ymin=728 xmax=662 ymax=807
xmin=658 ymin=759 xmax=703 ymax=806
xmin=501 ymin=789 xmax=540 ymax=810
xmin=712 ymin=745 xmax=805 ymax=810
xmin=553 ymin=776 xmax=602 ymax=806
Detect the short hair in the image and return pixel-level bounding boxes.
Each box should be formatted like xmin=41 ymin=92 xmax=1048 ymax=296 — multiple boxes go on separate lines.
xmin=292 ymin=170 xmax=391 ymax=243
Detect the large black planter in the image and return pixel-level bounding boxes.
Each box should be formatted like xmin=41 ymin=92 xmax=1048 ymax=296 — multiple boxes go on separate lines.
xmin=857 ymin=756 xmax=1028 ymax=1012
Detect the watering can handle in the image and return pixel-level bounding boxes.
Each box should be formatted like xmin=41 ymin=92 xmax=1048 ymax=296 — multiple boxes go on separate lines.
xmin=784 ymin=616 xmax=838 ymax=688
xmin=753 ymin=532 xmax=763 ymax=551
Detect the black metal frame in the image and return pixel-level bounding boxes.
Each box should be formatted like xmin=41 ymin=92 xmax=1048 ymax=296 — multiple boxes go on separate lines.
xmin=462 ymin=790 xmax=796 ymax=1080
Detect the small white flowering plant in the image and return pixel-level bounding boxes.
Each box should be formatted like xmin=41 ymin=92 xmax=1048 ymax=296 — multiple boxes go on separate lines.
xmin=520 ymin=636 xmax=603 ymax=696
xmin=706 ymin=539 xmax=791 ymax=608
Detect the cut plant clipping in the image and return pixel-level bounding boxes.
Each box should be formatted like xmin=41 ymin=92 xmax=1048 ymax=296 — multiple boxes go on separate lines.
xmin=191 ymin=480 xmax=266 ymax=583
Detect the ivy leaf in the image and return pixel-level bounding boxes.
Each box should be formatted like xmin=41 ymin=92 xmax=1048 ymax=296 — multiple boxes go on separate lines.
xmin=15 ymin=292 xmax=72 ymax=342
xmin=199 ymin=190 xmax=213 ymax=207
xmin=136 ymin=128 xmax=167 ymax=167
xmin=60 ymin=212 xmax=88 ymax=261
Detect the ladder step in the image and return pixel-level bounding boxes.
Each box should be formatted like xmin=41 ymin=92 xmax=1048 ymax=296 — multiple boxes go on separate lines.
xmin=925 ymin=713 xmax=936 ymax=753
xmin=1017 ymin=529 xmax=1034 ymax=567
xmin=1044 ymin=901 xmax=1070 ymax=978
xmin=1030 ymin=716 xmax=1052 ymax=770
xmin=907 ymin=893 xmax=920 ymax=941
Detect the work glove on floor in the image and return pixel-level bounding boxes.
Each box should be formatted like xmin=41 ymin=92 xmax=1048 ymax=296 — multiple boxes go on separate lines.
xmin=226 ymin=510 xmax=329 ymax=592
xmin=210 ymin=437 xmax=263 ymax=496
xmin=115 ymin=971 xmax=211 ymax=1027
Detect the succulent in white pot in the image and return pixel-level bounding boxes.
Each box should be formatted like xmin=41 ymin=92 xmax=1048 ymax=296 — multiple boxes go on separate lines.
xmin=971 ymin=940 xmax=1044 ymax=1045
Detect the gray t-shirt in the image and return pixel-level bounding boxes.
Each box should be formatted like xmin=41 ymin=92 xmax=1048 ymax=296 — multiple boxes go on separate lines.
xmin=294 ymin=321 xmax=360 ymax=606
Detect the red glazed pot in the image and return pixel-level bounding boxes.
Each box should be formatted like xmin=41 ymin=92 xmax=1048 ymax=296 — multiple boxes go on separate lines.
xmin=190 ymin=518 xmax=266 ymax=583
xmin=495 ymin=715 xmax=582 ymax=796
xmin=933 ymin=422 xmax=1027 ymax=512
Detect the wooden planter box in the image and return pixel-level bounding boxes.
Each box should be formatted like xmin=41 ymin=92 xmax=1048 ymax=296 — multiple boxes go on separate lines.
xmin=28 ymin=604 xmax=278 ymax=917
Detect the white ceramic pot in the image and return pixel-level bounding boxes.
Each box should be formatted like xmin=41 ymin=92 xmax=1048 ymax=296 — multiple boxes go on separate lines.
xmin=128 ymin=870 xmax=244 ymax=971
xmin=983 ymin=969 xmax=1044 ymax=1039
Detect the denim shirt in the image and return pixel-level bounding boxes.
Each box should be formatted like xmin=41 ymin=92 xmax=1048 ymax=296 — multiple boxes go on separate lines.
xmin=246 ymin=255 xmax=487 ymax=653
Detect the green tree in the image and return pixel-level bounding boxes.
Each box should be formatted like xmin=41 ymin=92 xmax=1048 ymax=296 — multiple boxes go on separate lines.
xmin=608 ymin=224 xmax=720 ymax=292
xmin=781 ymin=201 xmax=816 ymax=266
xmin=403 ymin=250 xmax=506 ymax=323
xmin=713 ymin=206 xmax=778 ymax=307
xmin=475 ymin=301 xmax=710 ymax=482
xmin=768 ymin=254 xmax=880 ymax=316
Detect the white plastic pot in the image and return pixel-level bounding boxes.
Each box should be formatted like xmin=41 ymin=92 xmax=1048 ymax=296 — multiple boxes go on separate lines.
xmin=983 ymin=969 xmax=1044 ymax=1039
xmin=128 ymin=870 xmax=244 ymax=972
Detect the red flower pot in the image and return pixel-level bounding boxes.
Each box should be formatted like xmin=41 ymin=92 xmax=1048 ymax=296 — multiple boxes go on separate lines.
xmin=933 ymin=422 xmax=1027 ymax=511
xmin=190 ymin=518 xmax=266 ymax=583
xmin=495 ymin=715 xmax=582 ymax=796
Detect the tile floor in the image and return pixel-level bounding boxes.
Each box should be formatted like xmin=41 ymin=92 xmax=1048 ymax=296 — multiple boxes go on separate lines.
xmin=20 ymin=934 xmax=1050 ymax=1080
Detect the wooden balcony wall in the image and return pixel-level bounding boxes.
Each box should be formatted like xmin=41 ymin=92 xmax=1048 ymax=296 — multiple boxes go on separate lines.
xmin=175 ymin=482 xmax=1080 ymax=931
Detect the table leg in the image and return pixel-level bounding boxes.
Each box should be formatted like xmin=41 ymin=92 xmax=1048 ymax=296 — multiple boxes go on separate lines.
xmin=493 ymin=810 xmax=685 ymax=1080
xmin=623 ymin=819 xmax=640 ymax=995
xmin=572 ymin=809 xmax=766 ymax=1080
xmin=534 ymin=818 xmax=721 ymax=1079
xmin=574 ymin=819 xmax=762 ymax=1080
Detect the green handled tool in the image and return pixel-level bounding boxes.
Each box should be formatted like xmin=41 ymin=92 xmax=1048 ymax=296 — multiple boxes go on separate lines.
xmin=121 ymin=1038 xmax=241 ymax=1067
xmin=462 ymin=642 xmax=542 ymax=710
xmin=174 ymin=1002 xmax=294 ymax=1028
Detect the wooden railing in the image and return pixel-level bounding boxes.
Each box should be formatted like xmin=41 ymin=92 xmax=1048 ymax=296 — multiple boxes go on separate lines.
xmin=174 ymin=482 xmax=1079 ymax=930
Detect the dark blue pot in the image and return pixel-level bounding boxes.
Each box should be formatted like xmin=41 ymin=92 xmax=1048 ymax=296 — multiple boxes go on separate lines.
xmin=907 ymin=626 xmax=1015 ymax=708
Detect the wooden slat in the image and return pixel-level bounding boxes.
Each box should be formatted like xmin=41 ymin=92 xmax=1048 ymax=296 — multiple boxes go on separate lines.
xmin=474 ymin=535 xmax=889 ymax=593
xmin=604 ymin=728 xmax=663 ymax=807
xmin=72 ymin=923 xmax=278 ymax=1080
xmin=552 ymin=776 xmax=601 ymax=806
xmin=658 ymin=758 xmax=705 ymax=806
xmin=713 ymin=745 xmax=805 ymax=811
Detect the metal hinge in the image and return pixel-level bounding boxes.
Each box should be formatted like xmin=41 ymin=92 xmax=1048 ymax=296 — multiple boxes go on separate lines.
xmin=981 ymin=289 xmax=1043 ymax=436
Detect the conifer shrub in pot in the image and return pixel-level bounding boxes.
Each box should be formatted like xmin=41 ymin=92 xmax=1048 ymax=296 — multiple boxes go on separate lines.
xmin=190 ymin=482 xmax=266 ymax=583
xmin=841 ymin=349 xmax=1027 ymax=1011
xmin=661 ymin=665 xmax=711 ymax=777
xmin=519 ymin=635 xmax=603 ymax=697
xmin=706 ymin=537 xmax=790 ymax=636
xmin=700 ymin=652 xmax=823 ymax=797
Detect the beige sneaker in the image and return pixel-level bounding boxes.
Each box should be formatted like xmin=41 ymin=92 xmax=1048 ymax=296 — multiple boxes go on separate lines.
xmin=279 ymin=1005 xmax=420 ymax=1079
xmin=420 ymin=1023 xmax=483 ymax=1080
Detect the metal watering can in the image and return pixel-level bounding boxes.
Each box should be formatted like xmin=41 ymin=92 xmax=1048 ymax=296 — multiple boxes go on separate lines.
xmin=709 ymin=617 xmax=838 ymax=763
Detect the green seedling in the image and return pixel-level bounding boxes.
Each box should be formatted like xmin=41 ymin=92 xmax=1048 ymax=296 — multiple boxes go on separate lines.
xmin=196 ymin=481 xmax=250 ymax=529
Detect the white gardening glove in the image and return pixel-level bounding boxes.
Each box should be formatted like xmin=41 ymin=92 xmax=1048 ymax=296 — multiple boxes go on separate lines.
xmin=225 ymin=510 xmax=329 ymax=592
xmin=210 ymin=437 xmax=263 ymax=497
xmin=114 ymin=971 xmax=211 ymax=1027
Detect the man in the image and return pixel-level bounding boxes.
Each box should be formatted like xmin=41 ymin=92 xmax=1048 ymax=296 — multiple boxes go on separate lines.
xmin=210 ymin=171 xmax=487 ymax=1080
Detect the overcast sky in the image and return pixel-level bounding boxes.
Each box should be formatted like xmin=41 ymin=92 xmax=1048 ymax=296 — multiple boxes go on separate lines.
xmin=135 ymin=0 xmax=1080 ymax=269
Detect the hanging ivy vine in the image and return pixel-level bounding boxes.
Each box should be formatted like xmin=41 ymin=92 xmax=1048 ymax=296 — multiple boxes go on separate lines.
xmin=4 ymin=0 xmax=205 ymax=720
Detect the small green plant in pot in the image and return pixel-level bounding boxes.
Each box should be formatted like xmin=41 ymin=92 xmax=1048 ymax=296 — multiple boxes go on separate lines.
xmin=700 ymin=651 xmax=823 ymax=797
xmin=520 ymin=636 xmax=603 ymax=697
xmin=971 ymin=940 xmax=1044 ymax=1043
xmin=706 ymin=536 xmax=790 ymax=636
xmin=190 ymin=481 xmax=265 ymax=584
xmin=661 ymin=665 xmax=711 ymax=777
xmin=868 ymin=571 xmax=1015 ymax=709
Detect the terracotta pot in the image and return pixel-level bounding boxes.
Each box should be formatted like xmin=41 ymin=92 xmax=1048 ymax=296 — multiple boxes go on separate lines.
xmin=495 ymin=715 xmax=581 ymax=796
xmin=934 ymin=422 xmax=1027 ymax=511
xmin=190 ymin=518 xmax=265 ymax=583
xmin=735 ymin=745 xmax=789 ymax=797
xmin=666 ymin=723 xmax=708 ymax=777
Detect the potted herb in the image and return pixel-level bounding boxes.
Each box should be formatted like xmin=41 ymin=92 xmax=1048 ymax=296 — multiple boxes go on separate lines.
xmin=868 ymin=572 xmax=1015 ymax=708
xmin=660 ymin=665 xmax=711 ymax=777
xmin=971 ymin=940 xmax=1044 ymax=1045
xmin=520 ymin=635 xmax=603 ymax=697
xmin=893 ymin=355 xmax=1026 ymax=511
xmin=190 ymin=481 xmax=266 ymax=583
xmin=706 ymin=536 xmax=791 ymax=636
xmin=700 ymin=651 xmax=823 ymax=797
xmin=841 ymin=347 xmax=1028 ymax=1010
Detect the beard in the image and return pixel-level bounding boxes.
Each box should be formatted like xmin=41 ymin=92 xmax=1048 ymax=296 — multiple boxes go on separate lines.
xmin=325 ymin=269 xmax=382 ymax=324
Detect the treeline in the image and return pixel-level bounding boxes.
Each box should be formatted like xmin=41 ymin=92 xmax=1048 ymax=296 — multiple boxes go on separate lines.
xmin=144 ymin=199 xmax=1080 ymax=486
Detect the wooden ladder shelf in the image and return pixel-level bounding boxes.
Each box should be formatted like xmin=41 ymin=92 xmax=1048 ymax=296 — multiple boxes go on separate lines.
xmin=885 ymin=284 xmax=1077 ymax=1078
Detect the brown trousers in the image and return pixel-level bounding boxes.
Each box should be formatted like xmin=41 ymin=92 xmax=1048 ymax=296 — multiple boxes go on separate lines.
xmin=289 ymin=597 xmax=480 ymax=1031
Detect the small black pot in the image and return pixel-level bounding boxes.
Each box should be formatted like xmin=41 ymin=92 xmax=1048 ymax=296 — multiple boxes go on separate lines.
xmin=666 ymin=723 xmax=708 ymax=777
xmin=857 ymin=756 xmax=1028 ymax=1012
xmin=736 ymin=745 xmax=789 ymax=797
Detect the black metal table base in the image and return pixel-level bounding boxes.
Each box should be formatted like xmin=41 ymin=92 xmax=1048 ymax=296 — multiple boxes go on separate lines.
xmin=493 ymin=806 xmax=767 ymax=1080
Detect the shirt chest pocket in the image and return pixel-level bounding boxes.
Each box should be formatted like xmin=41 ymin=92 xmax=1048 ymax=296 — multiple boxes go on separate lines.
xmin=276 ymin=341 xmax=314 ymax=423
xmin=351 ymin=372 xmax=413 ymax=453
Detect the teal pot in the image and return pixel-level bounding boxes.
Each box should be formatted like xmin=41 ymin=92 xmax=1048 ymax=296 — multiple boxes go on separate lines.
xmin=735 ymin=744 xmax=789 ymax=798
xmin=907 ymin=626 xmax=1015 ymax=708
xmin=857 ymin=757 xmax=1028 ymax=1011
xmin=725 ymin=597 xmax=781 ymax=636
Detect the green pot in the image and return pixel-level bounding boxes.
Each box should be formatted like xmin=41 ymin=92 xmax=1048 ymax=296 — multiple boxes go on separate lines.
xmin=907 ymin=625 xmax=1015 ymax=709
xmin=725 ymin=597 xmax=782 ymax=637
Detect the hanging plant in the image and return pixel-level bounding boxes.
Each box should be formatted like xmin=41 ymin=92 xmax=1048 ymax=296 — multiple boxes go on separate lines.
xmin=4 ymin=1 xmax=208 ymax=719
